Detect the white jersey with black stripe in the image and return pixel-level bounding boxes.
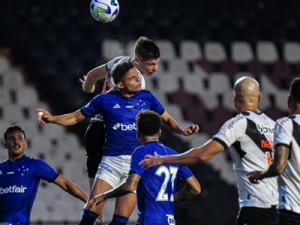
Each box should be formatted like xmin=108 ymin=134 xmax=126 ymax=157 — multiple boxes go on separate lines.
xmin=213 ymin=110 xmax=278 ymax=208
xmin=274 ymin=114 xmax=300 ymax=213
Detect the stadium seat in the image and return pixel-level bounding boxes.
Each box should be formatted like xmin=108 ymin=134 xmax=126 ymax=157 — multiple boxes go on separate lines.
xmin=167 ymin=58 xmax=191 ymax=74
xmin=0 ymin=55 xmax=10 ymax=73
xmin=179 ymin=40 xmax=202 ymax=62
xmin=14 ymin=86 xmax=39 ymax=107
xmin=182 ymin=75 xmax=206 ymax=95
xmin=283 ymin=42 xmax=300 ymax=63
xmin=2 ymin=68 xmax=25 ymax=89
xmin=204 ymin=42 xmax=227 ymax=63
xmin=155 ymin=39 xmax=177 ymax=62
xmin=156 ymin=76 xmax=180 ymax=93
xmin=207 ymin=72 xmax=232 ymax=95
xmin=101 ymin=39 xmax=125 ymax=60
xmin=256 ymin=41 xmax=279 ymax=63
xmin=169 ymin=89 xmax=194 ymax=110
xmin=231 ymin=41 xmax=254 ymax=63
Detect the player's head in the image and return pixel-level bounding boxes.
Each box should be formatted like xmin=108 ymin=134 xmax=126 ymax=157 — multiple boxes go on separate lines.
xmin=133 ymin=36 xmax=160 ymax=77
xmin=3 ymin=124 xmax=28 ymax=159
xmin=233 ymin=76 xmax=261 ymax=111
xmin=288 ymin=77 xmax=300 ymax=108
xmin=112 ymin=61 xmax=142 ymax=94
xmin=136 ymin=110 xmax=162 ymax=142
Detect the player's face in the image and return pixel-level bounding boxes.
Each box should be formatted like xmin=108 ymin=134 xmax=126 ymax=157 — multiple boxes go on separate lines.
xmin=138 ymin=58 xmax=160 ymax=76
xmin=121 ymin=68 xmax=142 ymax=93
xmin=4 ymin=130 xmax=27 ymax=159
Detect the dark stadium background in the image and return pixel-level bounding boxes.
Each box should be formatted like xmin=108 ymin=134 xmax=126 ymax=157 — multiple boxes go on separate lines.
xmin=0 ymin=0 xmax=297 ymax=224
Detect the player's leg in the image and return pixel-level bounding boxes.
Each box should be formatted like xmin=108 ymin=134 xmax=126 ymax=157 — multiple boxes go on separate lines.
xmin=108 ymin=193 xmax=137 ymax=225
xmin=84 ymin=119 xmax=106 ymax=190
xmin=278 ymin=209 xmax=300 ymax=225
xmin=79 ymin=178 xmax=113 ymax=225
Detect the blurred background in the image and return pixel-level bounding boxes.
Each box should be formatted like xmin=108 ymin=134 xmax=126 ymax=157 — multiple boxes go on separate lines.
xmin=0 ymin=0 xmax=297 ymax=224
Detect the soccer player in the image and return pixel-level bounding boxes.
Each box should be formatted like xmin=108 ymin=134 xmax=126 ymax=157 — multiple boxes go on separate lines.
xmin=79 ymin=36 xmax=160 ymax=189
xmin=248 ymin=77 xmax=300 ymax=225
xmin=37 ymin=61 xmax=199 ymax=225
xmin=0 ymin=124 xmax=88 ymax=225
xmin=85 ymin=110 xmax=201 ymax=225
xmin=141 ymin=76 xmax=279 ymax=225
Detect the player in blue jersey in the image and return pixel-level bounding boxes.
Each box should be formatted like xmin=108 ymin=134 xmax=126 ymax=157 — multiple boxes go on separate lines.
xmin=37 ymin=61 xmax=199 ymax=225
xmin=0 ymin=124 xmax=88 ymax=225
xmin=79 ymin=36 xmax=160 ymax=190
xmin=85 ymin=110 xmax=201 ymax=225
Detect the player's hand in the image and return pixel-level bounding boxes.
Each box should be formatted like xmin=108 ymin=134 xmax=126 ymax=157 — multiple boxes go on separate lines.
xmin=182 ymin=124 xmax=200 ymax=136
xmin=85 ymin=195 xmax=105 ymax=210
xmin=79 ymin=75 xmax=87 ymax=87
xmin=247 ymin=171 xmax=262 ymax=184
xmin=36 ymin=108 xmax=54 ymax=124
xmin=140 ymin=152 xmax=163 ymax=169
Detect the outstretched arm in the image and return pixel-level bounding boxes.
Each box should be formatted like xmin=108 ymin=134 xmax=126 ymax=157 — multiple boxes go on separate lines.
xmin=37 ymin=109 xmax=86 ymax=126
xmin=175 ymin=175 xmax=201 ymax=202
xmin=141 ymin=139 xmax=225 ymax=169
xmin=161 ymin=111 xmax=199 ymax=136
xmin=248 ymin=144 xmax=290 ymax=183
xmin=53 ymin=175 xmax=88 ymax=203
xmin=79 ymin=65 xmax=108 ymax=93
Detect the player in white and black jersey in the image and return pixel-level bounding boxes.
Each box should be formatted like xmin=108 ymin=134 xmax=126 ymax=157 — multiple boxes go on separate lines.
xmin=248 ymin=77 xmax=300 ymax=225
xmin=141 ymin=76 xmax=279 ymax=225
xmin=79 ymin=36 xmax=160 ymax=189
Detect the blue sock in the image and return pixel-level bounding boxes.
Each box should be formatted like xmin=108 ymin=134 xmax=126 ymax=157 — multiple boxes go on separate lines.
xmin=79 ymin=209 xmax=99 ymax=225
xmin=108 ymin=214 xmax=129 ymax=225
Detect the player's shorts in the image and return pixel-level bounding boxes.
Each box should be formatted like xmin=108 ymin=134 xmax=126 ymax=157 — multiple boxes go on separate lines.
xmin=278 ymin=209 xmax=300 ymax=225
xmin=84 ymin=119 xmax=106 ymax=178
xmin=234 ymin=206 xmax=278 ymax=225
xmin=95 ymin=155 xmax=131 ymax=188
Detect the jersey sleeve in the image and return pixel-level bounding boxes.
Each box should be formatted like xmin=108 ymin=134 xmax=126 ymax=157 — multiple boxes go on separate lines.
xmin=129 ymin=146 xmax=146 ymax=176
xmin=274 ymin=117 xmax=293 ymax=147
xmin=80 ymin=94 xmax=104 ymax=117
xmin=149 ymin=92 xmax=165 ymax=115
xmin=213 ymin=115 xmax=246 ymax=148
xmin=177 ymin=165 xmax=193 ymax=181
xmin=105 ymin=56 xmax=126 ymax=73
xmin=33 ymin=159 xmax=59 ymax=182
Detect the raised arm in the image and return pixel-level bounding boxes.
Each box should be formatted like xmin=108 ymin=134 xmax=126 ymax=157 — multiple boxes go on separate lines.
xmin=53 ymin=175 xmax=88 ymax=203
xmin=79 ymin=65 xmax=109 ymax=93
xmin=160 ymin=111 xmax=199 ymax=136
xmin=175 ymin=175 xmax=201 ymax=202
xmin=37 ymin=109 xmax=86 ymax=126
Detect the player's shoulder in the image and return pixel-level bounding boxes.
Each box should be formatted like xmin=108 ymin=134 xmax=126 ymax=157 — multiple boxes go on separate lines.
xmin=276 ymin=116 xmax=291 ymax=126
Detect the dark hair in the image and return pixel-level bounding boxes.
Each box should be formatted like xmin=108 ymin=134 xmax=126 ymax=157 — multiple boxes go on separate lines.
xmin=290 ymin=77 xmax=300 ymax=103
xmin=136 ymin=110 xmax=161 ymax=136
xmin=112 ymin=61 xmax=134 ymax=84
xmin=4 ymin=124 xmax=26 ymax=141
xmin=134 ymin=36 xmax=160 ymax=61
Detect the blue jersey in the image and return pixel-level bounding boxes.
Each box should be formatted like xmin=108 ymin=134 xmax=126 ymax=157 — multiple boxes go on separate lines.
xmin=81 ymin=90 xmax=165 ymax=156
xmin=130 ymin=141 xmax=193 ymax=225
xmin=0 ymin=155 xmax=59 ymax=225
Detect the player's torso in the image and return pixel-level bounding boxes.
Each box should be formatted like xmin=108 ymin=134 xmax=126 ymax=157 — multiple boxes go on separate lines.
xmin=0 ymin=157 xmax=37 ymax=224
xmin=215 ymin=111 xmax=278 ymax=207
xmin=100 ymin=91 xmax=159 ymax=155
xmin=276 ymin=115 xmax=300 ymax=213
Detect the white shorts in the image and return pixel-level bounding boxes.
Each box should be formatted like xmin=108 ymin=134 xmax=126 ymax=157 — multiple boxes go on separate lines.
xmin=95 ymin=155 xmax=131 ymax=188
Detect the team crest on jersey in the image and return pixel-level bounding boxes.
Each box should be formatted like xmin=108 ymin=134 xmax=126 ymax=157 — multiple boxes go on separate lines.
xmin=166 ymin=214 xmax=175 ymax=225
